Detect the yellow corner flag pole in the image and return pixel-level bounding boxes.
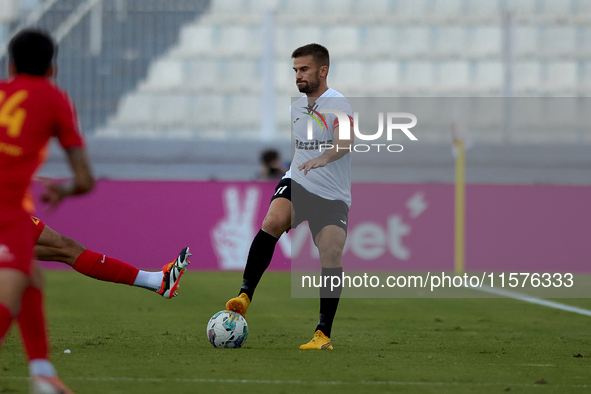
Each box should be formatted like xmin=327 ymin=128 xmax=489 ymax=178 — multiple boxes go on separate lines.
xmin=454 ymin=137 xmax=466 ymax=275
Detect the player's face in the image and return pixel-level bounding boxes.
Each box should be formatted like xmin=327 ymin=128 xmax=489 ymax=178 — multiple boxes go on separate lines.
xmin=293 ymin=55 xmax=321 ymax=94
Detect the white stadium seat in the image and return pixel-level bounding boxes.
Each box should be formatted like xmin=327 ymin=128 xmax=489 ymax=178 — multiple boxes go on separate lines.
xmin=438 ymin=62 xmax=470 ymax=90
xmin=513 ymin=62 xmax=541 ymax=91
xmin=504 ymin=0 xmax=539 ymax=14
xmin=541 ymin=0 xmax=574 ymax=14
xmin=401 ymin=62 xmax=434 ymax=88
xmin=144 ymin=60 xmax=184 ymax=90
xmin=513 ymin=27 xmax=539 ymax=57
xmin=185 ymin=60 xmax=219 ymax=90
xmin=473 ymin=62 xmax=503 ymax=91
xmin=395 ymin=27 xmax=431 ymax=57
xmin=395 ymin=0 xmax=429 ymax=16
xmin=544 ymin=62 xmax=577 ymax=91
xmin=539 ymin=28 xmax=576 ymax=55
xmin=325 ymin=27 xmax=361 ymax=56
xmin=175 ymin=26 xmax=215 ymax=56
xmin=365 ymin=27 xmax=395 ymax=55
xmin=187 ymin=95 xmax=225 ymax=128
xmin=431 ymin=0 xmax=465 ymax=15
xmin=368 ymin=62 xmax=400 ymax=93
xmin=432 ymin=27 xmax=466 ymax=57
xmin=330 ymin=61 xmax=364 ymax=90
xmin=115 ymin=94 xmax=153 ymax=125
xmin=466 ymin=28 xmax=502 ymax=57
xmin=153 ymin=95 xmax=189 ymax=127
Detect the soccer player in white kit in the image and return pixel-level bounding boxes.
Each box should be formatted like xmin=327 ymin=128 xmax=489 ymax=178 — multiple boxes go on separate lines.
xmin=226 ymin=43 xmax=354 ymax=350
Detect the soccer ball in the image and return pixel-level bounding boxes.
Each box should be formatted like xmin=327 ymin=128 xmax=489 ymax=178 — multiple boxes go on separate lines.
xmin=207 ymin=310 xmax=248 ymax=348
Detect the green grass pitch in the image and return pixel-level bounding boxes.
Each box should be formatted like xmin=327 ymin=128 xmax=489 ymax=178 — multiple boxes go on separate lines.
xmin=1 ymin=271 xmax=590 ymax=393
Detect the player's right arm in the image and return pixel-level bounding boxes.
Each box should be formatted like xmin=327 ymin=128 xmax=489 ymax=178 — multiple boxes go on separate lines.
xmin=40 ymin=147 xmax=94 ymax=207
xmin=40 ymin=89 xmax=94 ymax=208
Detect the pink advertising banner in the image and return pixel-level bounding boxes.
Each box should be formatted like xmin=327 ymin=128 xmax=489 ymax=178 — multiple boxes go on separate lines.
xmin=31 ymin=181 xmax=591 ymax=273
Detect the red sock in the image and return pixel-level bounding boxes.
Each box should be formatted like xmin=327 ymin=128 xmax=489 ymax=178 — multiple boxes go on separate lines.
xmin=73 ymin=250 xmax=139 ymax=286
xmin=17 ymin=287 xmax=48 ymax=360
xmin=0 ymin=303 xmax=13 ymax=343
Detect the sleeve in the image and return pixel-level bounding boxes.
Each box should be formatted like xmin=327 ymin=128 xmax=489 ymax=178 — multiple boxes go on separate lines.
xmin=53 ymin=90 xmax=85 ymax=150
xmin=331 ymin=98 xmax=354 ymax=130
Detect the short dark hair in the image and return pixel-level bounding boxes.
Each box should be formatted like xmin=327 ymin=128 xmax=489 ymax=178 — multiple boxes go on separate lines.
xmin=291 ymin=43 xmax=329 ymax=69
xmin=261 ymin=149 xmax=279 ymax=165
xmin=8 ymin=29 xmax=56 ymax=76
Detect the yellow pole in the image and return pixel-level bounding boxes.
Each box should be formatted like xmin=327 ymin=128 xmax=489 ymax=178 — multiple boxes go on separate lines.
xmin=454 ymin=139 xmax=466 ymax=275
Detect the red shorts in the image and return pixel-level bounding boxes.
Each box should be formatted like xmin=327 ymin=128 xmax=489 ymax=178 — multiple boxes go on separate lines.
xmin=0 ymin=212 xmax=34 ymax=275
xmin=30 ymin=216 xmax=46 ymax=243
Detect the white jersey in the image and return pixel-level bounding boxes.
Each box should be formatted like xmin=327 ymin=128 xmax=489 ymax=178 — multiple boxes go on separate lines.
xmin=283 ymin=88 xmax=353 ymax=207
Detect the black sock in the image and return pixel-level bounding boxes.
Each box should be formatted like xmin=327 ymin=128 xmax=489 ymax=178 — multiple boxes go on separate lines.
xmin=315 ymin=267 xmax=343 ymax=338
xmin=239 ymin=229 xmax=279 ymax=301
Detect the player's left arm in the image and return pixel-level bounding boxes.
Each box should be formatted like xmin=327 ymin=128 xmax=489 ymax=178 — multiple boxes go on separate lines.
xmin=298 ymin=116 xmax=353 ymax=176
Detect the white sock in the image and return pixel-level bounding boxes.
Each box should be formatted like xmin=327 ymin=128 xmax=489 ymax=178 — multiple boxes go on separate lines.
xmin=133 ymin=270 xmax=162 ymax=292
xmin=29 ymin=359 xmax=56 ymax=377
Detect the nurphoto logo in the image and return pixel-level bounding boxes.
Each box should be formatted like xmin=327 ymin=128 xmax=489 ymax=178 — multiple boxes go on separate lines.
xmin=307 ymin=110 xmax=418 ymax=153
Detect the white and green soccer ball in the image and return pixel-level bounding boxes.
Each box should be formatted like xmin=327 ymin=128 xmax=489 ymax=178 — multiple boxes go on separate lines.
xmin=207 ymin=310 xmax=248 ymax=348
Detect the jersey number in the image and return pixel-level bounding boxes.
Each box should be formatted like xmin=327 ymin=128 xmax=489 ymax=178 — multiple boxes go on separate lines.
xmin=0 ymin=90 xmax=28 ymax=138
xmin=274 ymin=186 xmax=288 ymax=196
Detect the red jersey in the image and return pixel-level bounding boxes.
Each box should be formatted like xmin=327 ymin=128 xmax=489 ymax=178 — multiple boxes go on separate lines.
xmin=0 ymin=74 xmax=85 ymax=213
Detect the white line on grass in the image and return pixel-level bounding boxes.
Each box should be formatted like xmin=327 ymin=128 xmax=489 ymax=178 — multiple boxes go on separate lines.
xmin=0 ymin=376 xmax=589 ymax=388
xmin=467 ymin=285 xmax=591 ymax=317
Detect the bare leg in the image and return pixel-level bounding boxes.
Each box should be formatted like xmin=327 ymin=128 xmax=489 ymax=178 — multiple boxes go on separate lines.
xmin=34 ymin=225 xmax=85 ymax=267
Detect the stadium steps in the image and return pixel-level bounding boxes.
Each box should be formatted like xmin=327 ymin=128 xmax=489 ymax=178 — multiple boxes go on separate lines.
xmin=98 ymin=0 xmax=591 ymax=142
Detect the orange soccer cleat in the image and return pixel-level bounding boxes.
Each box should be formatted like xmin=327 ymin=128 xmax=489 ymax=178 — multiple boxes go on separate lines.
xmin=225 ymin=293 xmax=250 ymax=317
xmin=156 ymin=247 xmax=191 ymax=299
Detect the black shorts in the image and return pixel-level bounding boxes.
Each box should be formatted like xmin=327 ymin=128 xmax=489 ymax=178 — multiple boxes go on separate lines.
xmin=270 ymin=178 xmax=349 ymax=242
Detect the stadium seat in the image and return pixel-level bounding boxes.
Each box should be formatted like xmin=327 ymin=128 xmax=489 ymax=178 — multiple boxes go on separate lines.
xmin=367 ymin=62 xmax=399 ymax=94
xmin=282 ymin=0 xmax=321 ymax=15
xmin=365 ymin=27 xmax=395 ymax=55
xmin=466 ymin=28 xmax=502 ymax=57
xmin=153 ymin=95 xmax=189 ymax=127
xmin=217 ymin=27 xmax=262 ymax=56
xmin=185 ymin=60 xmax=219 ymax=90
xmin=174 ymin=25 xmax=215 ymax=56
xmin=579 ymin=28 xmax=591 ymax=55
xmin=325 ymin=27 xmax=361 ymax=56
xmin=322 ymin=0 xmax=353 ymax=14
xmin=187 ymin=95 xmax=225 ymax=129
xmin=224 ymin=60 xmax=260 ymax=91
xmin=464 ymin=0 xmax=500 ymax=15
xmin=539 ymin=27 xmax=576 ymax=56
xmin=543 ymin=62 xmax=577 ymax=91
xmin=275 ymin=27 xmax=323 ymax=57
xmin=431 ymin=0 xmax=465 ymax=15
xmin=352 ymin=0 xmax=391 ymax=14
xmin=432 ymin=27 xmax=466 ymax=57
xmin=504 ymin=0 xmax=539 ymax=14
xmin=275 ymin=60 xmax=296 ymax=93
xmin=395 ymin=0 xmax=429 ymax=16
xmin=224 ymin=95 xmax=262 ymax=129
xmin=438 ymin=61 xmax=470 ymax=90
xmin=541 ymin=0 xmax=574 ymax=15
xmin=513 ymin=27 xmax=539 ymax=57
xmin=513 ymin=62 xmax=541 ymax=92
xmin=473 ymin=62 xmax=503 ymax=91
xmin=395 ymin=27 xmax=431 ymax=57
xmin=576 ymin=0 xmax=591 ymax=13
xmin=400 ymin=62 xmax=434 ymax=89
xmin=330 ymin=61 xmax=364 ymax=91
xmin=247 ymin=0 xmax=282 ymax=13
xmin=113 ymin=94 xmax=154 ymax=125
xmin=143 ymin=60 xmax=184 ymax=90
